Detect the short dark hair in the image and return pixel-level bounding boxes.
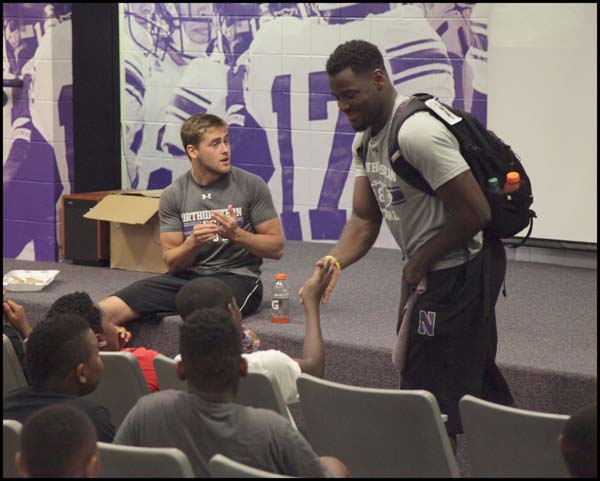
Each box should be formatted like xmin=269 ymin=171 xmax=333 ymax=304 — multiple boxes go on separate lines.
xmin=26 ymin=313 xmax=93 ymax=387
xmin=179 ymin=307 xmax=241 ymax=390
xmin=561 ymin=403 xmax=597 ymax=478
xmin=326 ymin=40 xmax=385 ymax=77
xmin=20 ymin=404 xmax=97 ymax=477
xmin=175 ymin=277 xmax=233 ymax=320
xmin=180 ymin=113 xmax=227 ymax=154
xmin=46 ymin=291 xmax=103 ymax=334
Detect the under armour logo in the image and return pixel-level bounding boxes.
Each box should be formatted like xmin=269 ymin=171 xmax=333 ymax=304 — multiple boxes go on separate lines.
xmin=201 ymin=193 xmax=212 ymax=200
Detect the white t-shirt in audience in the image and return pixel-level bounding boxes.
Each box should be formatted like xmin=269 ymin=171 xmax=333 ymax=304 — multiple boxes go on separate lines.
xmin=175 ymin=349 xmax=302 ymax=404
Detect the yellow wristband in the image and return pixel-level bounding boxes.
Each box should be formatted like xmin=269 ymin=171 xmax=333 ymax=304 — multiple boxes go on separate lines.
xmin=324 ymin=255 xmax=342 ymax=271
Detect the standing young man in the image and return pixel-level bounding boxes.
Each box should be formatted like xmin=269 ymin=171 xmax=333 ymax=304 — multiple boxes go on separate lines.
xmin=307 ymin=40 xmax=513 ymax=450
xmin=99 ymin=113 xmax=284 ymax=325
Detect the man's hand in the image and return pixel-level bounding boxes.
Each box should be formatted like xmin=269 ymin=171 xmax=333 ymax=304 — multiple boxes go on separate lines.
xmin=3 ymin=299 xmax=32 ymax=339
xmin=300 ymin=263 xmax=336 ymax=307
xmin=116 ymin=326 xmax=131 ymax=350
xmin=299 ymin=256 xmax=340 ymax=305
xmin=212 ymin=204 xmax=239 ymax=240
xmin=190 ymin=221 xmax=219 ymax=246
xmin=402 ymin=253 xmax=430 ymax=291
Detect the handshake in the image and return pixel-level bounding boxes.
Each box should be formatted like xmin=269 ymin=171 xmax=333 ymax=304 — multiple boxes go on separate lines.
xmin=299 ymin=255 xmax=341 ymax=306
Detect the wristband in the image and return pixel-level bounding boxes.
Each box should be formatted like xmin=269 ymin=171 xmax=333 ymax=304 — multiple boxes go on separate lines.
xmin=324 ymin=255 xmax=342 ymax=272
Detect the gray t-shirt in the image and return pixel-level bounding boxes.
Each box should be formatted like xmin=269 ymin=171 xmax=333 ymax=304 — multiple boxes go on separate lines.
xmin=159 ymin=167 xmax=279 ymax=277
xmin=353 ymin=95 xmax=482 ymax=271
xmin=114 ymin=390 xmax=328 ymax=478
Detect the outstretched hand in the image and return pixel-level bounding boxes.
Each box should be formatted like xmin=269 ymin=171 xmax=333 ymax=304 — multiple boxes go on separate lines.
xmin=299 ymin=261 xmax=337 ymax=306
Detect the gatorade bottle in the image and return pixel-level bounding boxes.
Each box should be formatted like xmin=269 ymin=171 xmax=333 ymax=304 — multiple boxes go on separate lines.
xmin=503 ymin=171 xmax=521 ymax=193
xmin=271 ymin=273 xmax=290 ymax=324
xmin=487 ymin=177 xmax=502 ymax=193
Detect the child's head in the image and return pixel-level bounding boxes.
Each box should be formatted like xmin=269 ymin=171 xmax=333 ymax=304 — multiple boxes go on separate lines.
xmin=46 ymin=291 xmax=121 ymax=351
xmin=175 ymin=277 xmax=242 ymax=326
xmin=16 ymin=404 xmax=99 ymax=478
xmin=559 ymin=402 xmax=597 ymax=478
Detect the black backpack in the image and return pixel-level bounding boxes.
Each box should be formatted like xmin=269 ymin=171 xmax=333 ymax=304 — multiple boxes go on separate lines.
xmin=357 ymin=93 xmax=536 ymax=246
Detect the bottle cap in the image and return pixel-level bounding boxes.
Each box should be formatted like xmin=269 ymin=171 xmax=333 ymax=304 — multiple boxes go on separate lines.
xmin=275 ymin=273 xmax=287 ymax=280
xmin=488 ymin=177 xmax=499 ymax=185
xmin=506 ymin=171 xmax=520 ymax=184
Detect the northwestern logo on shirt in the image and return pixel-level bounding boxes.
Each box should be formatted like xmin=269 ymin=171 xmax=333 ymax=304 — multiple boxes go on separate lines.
xmin=417 ymin=310 xmax=436 ymax=336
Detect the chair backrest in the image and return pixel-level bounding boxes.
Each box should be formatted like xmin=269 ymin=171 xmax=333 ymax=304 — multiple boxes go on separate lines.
xmin=3 ymin=334 xmax=28 ymax=394
xmin=153 ymin=354 xmax=187 ymax=391
xmin=153 ymin=355 xmax=296 ymax=428
xmin=459 ymin=394 xmax=570 ymax=478
xmin=83 ymin=351 xmax=149 ymax=429
xmin=3 ymin=419 xmax=22 ymax=478
xmin=238 ymin=371 xmax=297 ymax=429
xmin=97 ymin=442 xmax=194 ymax=478
xmin=297 ymin=374 xmax=459 ymax=478
xmin=208 ymin=453 xmax=293 ymax=478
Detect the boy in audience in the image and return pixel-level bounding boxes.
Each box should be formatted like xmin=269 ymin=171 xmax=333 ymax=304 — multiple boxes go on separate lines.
xmin=3 ymin=313 xmax=115 ymax=442
xmin=46 ymin=292 xmax=160 ymax=392
xmin=3 ymin=291 xmax=161 ymax=392
xmin=174 ymin=265 xmax=331 ymax=404
xmin=16 ymin=403 xmax=99 ymax=478
xmin=558 ymin=402 xmax=597 ymax=478
xmin=114 ymin=301 xmax=350 ymax=477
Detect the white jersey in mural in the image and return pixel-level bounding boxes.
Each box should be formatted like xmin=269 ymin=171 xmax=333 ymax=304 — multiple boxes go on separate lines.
xmin=244 ymin=4 xmax=454 ymax=240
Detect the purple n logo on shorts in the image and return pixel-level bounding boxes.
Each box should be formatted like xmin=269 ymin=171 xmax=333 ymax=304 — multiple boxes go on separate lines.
xmin=417 ymin=310 xmax=436 ymax=336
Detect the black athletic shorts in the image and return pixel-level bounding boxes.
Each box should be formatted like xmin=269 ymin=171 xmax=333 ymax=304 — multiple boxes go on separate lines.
xmin=400 ymin=238 xmax=514 ymax=435
xmin=112 ymin=271 xmax=263 ymax=320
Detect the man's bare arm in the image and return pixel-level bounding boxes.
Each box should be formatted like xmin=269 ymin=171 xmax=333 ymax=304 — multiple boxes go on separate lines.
xmin=212 ymin=206 xmax=284 ymax=260
xmin=326 ymin=176 xmax=383 ymax=269
xmin=402 ymin=170 xmax=491 ymax=286
xmin=160 ymin=221 xmax=218 ymax=274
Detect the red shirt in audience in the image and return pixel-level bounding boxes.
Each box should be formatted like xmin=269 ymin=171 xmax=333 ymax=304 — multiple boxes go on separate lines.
xmin=122 ymin=347 xmax=160 ymax=392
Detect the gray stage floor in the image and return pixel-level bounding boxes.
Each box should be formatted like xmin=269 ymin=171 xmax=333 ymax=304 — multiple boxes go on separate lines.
xmin=4 ymin=241 xmax=597 ymax=477
xmin=4 ymin=240 xmax=597 ymax=408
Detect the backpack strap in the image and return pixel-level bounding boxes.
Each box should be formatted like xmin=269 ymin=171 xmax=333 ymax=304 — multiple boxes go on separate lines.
xmin=386 ymin=94 xmax=440 ymax=196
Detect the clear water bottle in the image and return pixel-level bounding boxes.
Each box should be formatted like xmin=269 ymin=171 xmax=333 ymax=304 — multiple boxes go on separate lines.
xmin=487 ymin=177 xmax=502 ymax=193
xmin=271 ymin=273 xmax=289 ymax=324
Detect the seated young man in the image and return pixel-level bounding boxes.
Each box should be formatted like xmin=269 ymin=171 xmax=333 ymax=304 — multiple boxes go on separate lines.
xmin=114 ymin=305 xmax=349 ymax=477
xmin=16 ymin=404 xmax=99 ymax=478
xmin=47 ymin=292 xmax=160 ymax=392
xmin=3 ymin=291 xmax=160 ymax=393
xmin=3 ymin=313 xmax=115 ymax=443
xmin=174 ymin=264 xmax=334 ymax=404
xmin=98 ymin=113 xmax=284 ymax=326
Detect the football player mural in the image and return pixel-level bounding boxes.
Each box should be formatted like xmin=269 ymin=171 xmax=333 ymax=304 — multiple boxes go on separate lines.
xmin=3 ymin=3 xmax=73 ymax=261
xmin=120 ymin=3 xmax=488 ymax=245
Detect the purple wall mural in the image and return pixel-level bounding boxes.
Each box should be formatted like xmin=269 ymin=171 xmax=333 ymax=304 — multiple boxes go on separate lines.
xmin=120 ymin=3 xmax=488 ymax=246
xmin=3 ymin=3 xmax=73 ymax=261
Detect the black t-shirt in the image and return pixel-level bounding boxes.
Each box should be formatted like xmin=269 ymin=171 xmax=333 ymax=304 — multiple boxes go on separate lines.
xmin=3 ymin=386 xmax=115 ymax=442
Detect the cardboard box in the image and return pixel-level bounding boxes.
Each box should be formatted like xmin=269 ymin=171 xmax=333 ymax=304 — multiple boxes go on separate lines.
xmin=84 ymin=190 xmax=166 ymax=273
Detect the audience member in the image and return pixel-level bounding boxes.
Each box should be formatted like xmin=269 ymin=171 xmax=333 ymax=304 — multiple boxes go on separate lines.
xmin=3 ymin=312 xmax=115 ymax=442
xmin=47 ymin=292 xmax=160 ymax=392
xmin=3 ymin=288 xmax=31 ymax=382
xmin=559 ymin=402 xmax=597 ymax=478
xmin=114 ymin=305 xmax=350 ymax=477
xmin=15 ymin=403 xmax=99 ymax=478
xmin=174 ymin=264 xmax=334 ymax=403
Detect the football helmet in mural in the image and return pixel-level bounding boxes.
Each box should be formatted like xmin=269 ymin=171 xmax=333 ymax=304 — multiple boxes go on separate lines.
xmin=214 ymin=3 xmax=260 ymax=65
xmin=124 ymin=3 xmax=216 ymax=63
